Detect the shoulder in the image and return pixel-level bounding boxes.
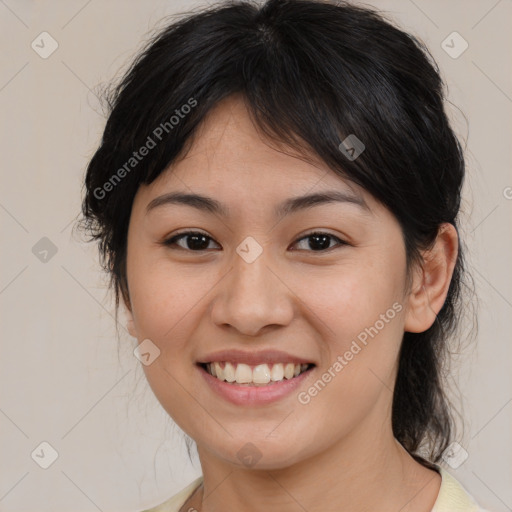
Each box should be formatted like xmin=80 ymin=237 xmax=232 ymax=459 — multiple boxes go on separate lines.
xmin=432 ymin=465 xmax=491 ymax=512
xmin=139 ymin=476 xmax=203 ymax=512
xmin=139 ymin=468 xmax=494 ymax=512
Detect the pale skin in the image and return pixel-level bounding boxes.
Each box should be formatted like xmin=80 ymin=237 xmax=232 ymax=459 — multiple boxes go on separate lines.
xmin=124 ymin=95 xmax=458 ymax=512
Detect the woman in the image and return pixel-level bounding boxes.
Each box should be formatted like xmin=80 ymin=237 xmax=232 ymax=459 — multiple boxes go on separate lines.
xmin=79 ymin=0 xmax=490 ymax=510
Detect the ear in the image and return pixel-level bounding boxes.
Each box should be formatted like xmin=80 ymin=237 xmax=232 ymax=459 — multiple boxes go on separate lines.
xmin=404 ymin=223 xmax=459 ymax=333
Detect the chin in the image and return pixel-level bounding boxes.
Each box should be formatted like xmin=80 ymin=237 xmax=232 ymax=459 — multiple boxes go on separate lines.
xmin=200 ymin=432 xmax=313 ymax=471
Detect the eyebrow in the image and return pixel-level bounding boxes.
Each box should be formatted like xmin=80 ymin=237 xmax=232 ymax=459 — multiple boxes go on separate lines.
xmin=146 ymin=190 xmax=370 ymax=218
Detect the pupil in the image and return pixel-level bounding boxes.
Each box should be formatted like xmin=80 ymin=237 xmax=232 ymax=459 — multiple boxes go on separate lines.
xmin=309 ymin=234 xmax=330 ymax=251
xmin=188 ymin=234 xmax=209 ymax=250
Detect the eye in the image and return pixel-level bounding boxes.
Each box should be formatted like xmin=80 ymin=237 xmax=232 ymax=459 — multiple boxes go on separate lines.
xmin=162 ymin=231 xmax=220 ymax=251
xmin=162 ymin=230 xmax=348 ymax=253
xmin=291 ymin=231 xmax=348 ymax=252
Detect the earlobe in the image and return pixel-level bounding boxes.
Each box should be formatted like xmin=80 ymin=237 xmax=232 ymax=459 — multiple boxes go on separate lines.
xmin=404 ymin=223 xmax=459 ymax=333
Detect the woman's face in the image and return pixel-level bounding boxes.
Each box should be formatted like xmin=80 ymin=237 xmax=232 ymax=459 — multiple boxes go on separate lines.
xmin=125 ymin=95 xmax=413 ymax=469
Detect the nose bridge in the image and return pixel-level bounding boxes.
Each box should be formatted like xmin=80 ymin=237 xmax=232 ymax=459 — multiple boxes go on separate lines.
xmin=232 ymin=238 xmax=272 ymax=297
xmin=211 ymin=236 xmax=293 ymax=335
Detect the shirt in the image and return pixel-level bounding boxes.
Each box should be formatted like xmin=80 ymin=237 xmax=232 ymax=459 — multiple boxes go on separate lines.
xmin=140 ymin=465 xmax=490 ymax=512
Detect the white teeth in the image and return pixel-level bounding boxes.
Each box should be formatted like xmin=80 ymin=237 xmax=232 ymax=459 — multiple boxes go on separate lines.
xmin=271 ymin=363 xmax=284 ymax=381
xmin=253 ymin=364 xmax=271 ymax=384
xmin=205 ymin=361 xmax=311 ymax=384
xmin=284 ymin=363 xmax=295 ymax=379
xmin=235 ymin=363 xmax=252 ymax=384
xmin=214 ymin=362 xmax=223 ymax=380
xmin=223 ymin=362 xmax=236 ymax=382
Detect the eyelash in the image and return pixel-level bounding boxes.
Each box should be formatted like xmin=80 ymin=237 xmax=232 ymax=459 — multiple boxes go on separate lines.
xmin=162 ymin=230 xmax=349 ymax=253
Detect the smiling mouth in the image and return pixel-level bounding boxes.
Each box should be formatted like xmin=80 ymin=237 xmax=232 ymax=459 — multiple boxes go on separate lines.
xmin=198 ymin=361 xmax=315 ymax=386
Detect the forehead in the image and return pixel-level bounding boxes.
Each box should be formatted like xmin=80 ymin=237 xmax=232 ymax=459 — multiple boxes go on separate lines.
xmin=129 ymin=94 xmax=392 ymax=226
xmin=151 ymin=95 xmax=365 ymax=199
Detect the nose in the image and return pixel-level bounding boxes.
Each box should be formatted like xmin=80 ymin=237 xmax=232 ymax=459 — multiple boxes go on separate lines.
xmin=210 ymin=246 xmax=294 ymax=337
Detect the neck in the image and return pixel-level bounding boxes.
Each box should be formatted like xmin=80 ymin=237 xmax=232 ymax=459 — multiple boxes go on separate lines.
xmin=191 ymin=412 xmax=441 ymax=512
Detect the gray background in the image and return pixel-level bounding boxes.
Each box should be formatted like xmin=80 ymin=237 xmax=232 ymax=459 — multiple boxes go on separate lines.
xmin=0 ymin=0 xmax=511 ymax=510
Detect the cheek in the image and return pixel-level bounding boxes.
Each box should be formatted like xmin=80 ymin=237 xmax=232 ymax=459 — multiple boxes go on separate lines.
xmin=127 ymin=248 xmax=205 ymax=339
xmin=126 ymin=257 xmax=211 ymax=412
xmin=292 ymin=254 xmax=406 ymax=416
xmin=129 ymin=263 xmax=209 ymax=424
xmin=292 ymin=255 xmax=405 ymax=344
xmin=294 ymin=309 xmax=404 ymax=451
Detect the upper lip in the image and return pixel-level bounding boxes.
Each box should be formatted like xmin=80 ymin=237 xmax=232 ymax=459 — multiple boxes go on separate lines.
xmin=197 ymin=349 xmax=315 ymax=366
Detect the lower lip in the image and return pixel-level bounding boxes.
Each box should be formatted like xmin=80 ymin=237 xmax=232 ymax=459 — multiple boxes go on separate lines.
xmin=198 ymin=365 xmax=315 ymax=406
